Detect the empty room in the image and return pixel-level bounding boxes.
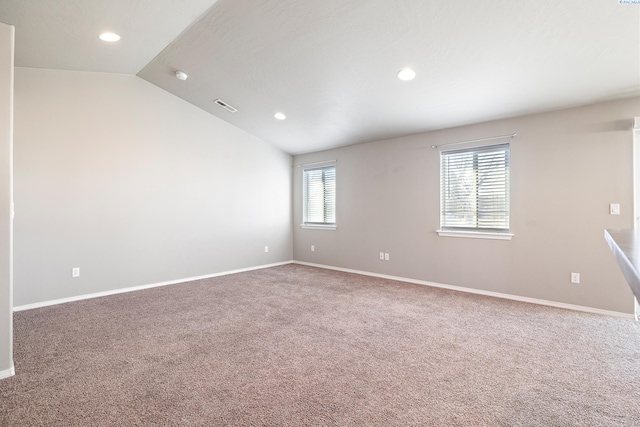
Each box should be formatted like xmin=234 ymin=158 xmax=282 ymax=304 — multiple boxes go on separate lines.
xmin=1 ymin=0 xmax=640 ymax=425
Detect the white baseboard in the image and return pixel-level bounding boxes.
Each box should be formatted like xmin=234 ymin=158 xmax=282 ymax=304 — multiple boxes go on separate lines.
xmin=0 ymin=365 xmax=15 ymax=380
xmin=14 ymin=260 xmax=635 ymax=319
xmin=293 ymin=261 xmax=636 ymax=319
xmin=14 ymin=261 xmax=294 ymax=312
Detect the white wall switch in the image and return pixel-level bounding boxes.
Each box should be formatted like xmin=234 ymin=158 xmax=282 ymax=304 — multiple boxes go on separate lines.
xmin=379 ymin=252 xmax=384 ymax=260
xmin=571 ymin=272 xmax=580 ymax=284
xmin=311 ymin=245 xmax=315 ymax=252
xmin=610 ymin=203 xmax=620 ymax=215
xmin=265 ymin=246 xmax=269 ymax=253
xmin=72 ymin=267 xmax=80 ymax=278
xmin=384 ymin=253 xmax=390 ymax=261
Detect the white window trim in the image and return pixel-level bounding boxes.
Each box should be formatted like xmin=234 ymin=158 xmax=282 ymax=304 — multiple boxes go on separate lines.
xmin=436 ymin=229 xmax=514 ymax=240
xmin=439 ymin=142 xmax=511 ymax=236
xmin=300 ymin=224 xmax=337 ymax=230
xmin=301 ymin=161 xmax=337 ymax=229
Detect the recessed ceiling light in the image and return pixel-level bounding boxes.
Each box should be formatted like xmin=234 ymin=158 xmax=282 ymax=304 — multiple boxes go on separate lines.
xmin=397 ymin=68 xmax=416 ymax=81
xmin=274 ymin=112 xmax=287 ymax=120
xmin=175 ymin=70 xmax=188 ymax=81
xmin=99 ymin=32 xmax=121 ymax=42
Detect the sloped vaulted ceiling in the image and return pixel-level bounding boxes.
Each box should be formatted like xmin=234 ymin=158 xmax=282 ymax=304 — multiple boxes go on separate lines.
xmin=2 ymin=0 xmax=639 ymax=154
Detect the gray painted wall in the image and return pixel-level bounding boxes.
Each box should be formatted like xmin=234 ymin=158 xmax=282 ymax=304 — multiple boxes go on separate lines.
xmin=293 ymin=97 xmax=640 ymax=314
xmin=10 ymin=66 xmax=639 ymax=316
xmin=0 ymin=23 xmax=14 ymax=375
xmin=14 ymin=68 xmax=292 ymax=307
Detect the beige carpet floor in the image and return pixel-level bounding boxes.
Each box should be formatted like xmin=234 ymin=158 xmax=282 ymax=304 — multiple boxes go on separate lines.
xmin=1 ymin=264 xmax=639 ymax=426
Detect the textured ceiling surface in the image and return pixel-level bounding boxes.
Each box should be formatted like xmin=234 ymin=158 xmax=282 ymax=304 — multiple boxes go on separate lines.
xmin=140 ymin=0 xmax=640 ymax=154
xmin=0 ymin=0 xmax=219 ymax=74
xmin=2 ymin=0 xmax=640 ymax=154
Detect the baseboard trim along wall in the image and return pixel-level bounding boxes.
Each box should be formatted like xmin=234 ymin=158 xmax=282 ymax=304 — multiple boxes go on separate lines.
xmin=0 ymin=365 xmax=14 ymax=380
xmin=293 ymin=261 xmax=636 ymax=319
xmin=14 ymin=260 xmax=636 ymax=319
xmin=13 ymin=261 xmax=293 ymax=312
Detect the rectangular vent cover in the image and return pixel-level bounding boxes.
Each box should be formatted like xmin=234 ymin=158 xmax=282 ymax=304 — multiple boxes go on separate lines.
xmin=213 ymin=99 xmax=238 ymax=113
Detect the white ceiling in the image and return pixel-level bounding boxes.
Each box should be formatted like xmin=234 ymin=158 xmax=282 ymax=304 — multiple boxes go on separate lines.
xmin=1 ymin=0 xmax=639 ymax=155
xmin=0 ymin=0 xmax=219 ymax=74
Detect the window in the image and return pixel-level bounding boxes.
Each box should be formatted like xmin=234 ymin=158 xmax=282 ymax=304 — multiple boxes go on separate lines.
xmin=302 ymin=164 xmax=336 ymax=228
xmin=439 ymin=143 xmax=511 ymax=238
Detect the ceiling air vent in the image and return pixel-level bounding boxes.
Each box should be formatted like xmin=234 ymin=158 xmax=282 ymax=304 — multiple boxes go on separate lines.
xmin=213 ymin=99 xmax=238 ymax=113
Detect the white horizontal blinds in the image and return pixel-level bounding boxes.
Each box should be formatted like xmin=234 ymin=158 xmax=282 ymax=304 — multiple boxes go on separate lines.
xmin=303 ymin=165 xmax=336 ymax=224
xmin=441 ymin=143 xmax=510 ymax=231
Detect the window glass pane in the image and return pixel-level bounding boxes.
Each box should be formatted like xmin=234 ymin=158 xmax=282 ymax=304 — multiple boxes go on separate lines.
xmin=303 ymin=165 xmax=336 ymax=225
xmin=440 ymin=144 xmax=509 ymax=232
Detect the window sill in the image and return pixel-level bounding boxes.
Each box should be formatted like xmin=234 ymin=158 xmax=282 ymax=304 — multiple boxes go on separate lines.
xmin=300 ymin=224 xmax=337 ymax=231
xmin=436 ymin=230 xmax=513 ymax=240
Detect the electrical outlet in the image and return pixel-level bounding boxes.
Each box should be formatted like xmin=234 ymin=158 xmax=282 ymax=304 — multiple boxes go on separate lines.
xmin=384 ymin=253 xmax=390 ymax=261
xmin=379 ymin=252 xmax=384 ymax=260
xmin=571 ymin=272 xmax=580 ymax=284
xmin=311 ymin=245 xmax=315 ymax=252
xmin=72 ymin=267 xmax=80 ymax=278
xmin=265 ymin=246 xmax=269 ymax=253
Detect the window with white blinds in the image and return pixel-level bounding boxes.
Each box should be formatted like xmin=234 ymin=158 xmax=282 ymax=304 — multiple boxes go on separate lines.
xmin=303 ymin=165 xmax=336 ymax=226
xmin=440 ymin=143 xmax=510 ymax=232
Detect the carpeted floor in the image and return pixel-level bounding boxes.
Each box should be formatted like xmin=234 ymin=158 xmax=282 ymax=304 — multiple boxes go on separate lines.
xmin=1 ymin=264 xmax=639 ymax=426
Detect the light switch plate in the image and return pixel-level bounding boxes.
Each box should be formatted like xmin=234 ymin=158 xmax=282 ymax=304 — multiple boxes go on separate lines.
xmin=610 ymin=204 xmax=620 ymax=215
